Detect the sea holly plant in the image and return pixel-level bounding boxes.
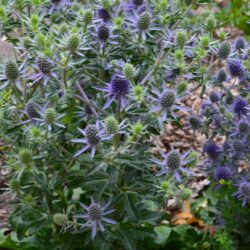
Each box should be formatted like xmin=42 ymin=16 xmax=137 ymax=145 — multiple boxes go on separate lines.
xmin=0 ymin=0 xmax=249 ymax=249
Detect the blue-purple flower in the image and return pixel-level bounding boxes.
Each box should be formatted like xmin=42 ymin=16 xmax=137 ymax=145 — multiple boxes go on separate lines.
xmin=152 ymin=150 xmax=194 ymax=182
xmin=97 ymin=8 xmax=111 ymax=22
xmin=75 ymin=198 xmax=116 ymax=240
xmin=228 ymin=59 xmax=244 ymax=78
xmin=150 ymin=88 xmax=188 ymax=122
xmin=214 ymin=166 xmax=233 ymax=183
xmin=203 ymin=142 xmax=222 ymax=160
xmin=98 ymin=73 xmax=131 ymax=109
xmin=71 ymin=121 xmax=111 ymax=157
xmin=233 ymin=178 xmax=250 ymax=207
xmin=232 ymin=97 xmax=250 ymax=118
xmin=29 ymin=57 xmax=56 ymax=86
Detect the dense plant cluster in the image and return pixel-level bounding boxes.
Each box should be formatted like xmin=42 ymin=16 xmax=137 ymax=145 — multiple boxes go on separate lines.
xmin=0 ymin=0 xmax=249 ymax=249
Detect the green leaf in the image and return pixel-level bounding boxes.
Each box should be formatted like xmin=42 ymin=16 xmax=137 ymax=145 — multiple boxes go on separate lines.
xmin=0 ymin=231 xmax=20 ymax=250
xmin=154 ymin=226 xmax=171 ymax=245
xmin=124 ymin=193 xmax=138 ymax=222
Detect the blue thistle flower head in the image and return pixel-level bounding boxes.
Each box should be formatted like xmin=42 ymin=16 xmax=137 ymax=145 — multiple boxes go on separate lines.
xmin=214 ymin=166 xmax=233 ymax=182
xmin=201 ymin=101 xmax=217 ymax=117
xmin=216 ymin=69 xmax=227 ymax=83
xmin=71 ymin=121 xmax=112 ymax=157
xmin=233 ymin=178 xmax=250 ymax=207
xmin=235 ymin=37 xmax=245 ymax=50
xmin=75 ymin=198 xmax=116 ymax=240
xmin=98 ymin=73 xmax=130 ymax=109
xmin=232 ymin=97 xmax=249 ymax=117
xmin=152 ymin=150 xmax=194 ymax=182
xmin=209 ymin=91 xmax=220 ymax=103
xmin=203 ymin=142 xmax=221 ymax=159
xmin=213 ymin=114 xmax=223 ymax=129
xmin=150 ymin=88 xmax=188 ymax=122
xmin=97 ymin=8 xmax=110 ymax=22
xmin=188 ymin=115 xmax=202 ymax=131
xmin=228 ymin=59 xmax=244 ymax=78
xmin=232 ymin=119 xmax=250 ymax=137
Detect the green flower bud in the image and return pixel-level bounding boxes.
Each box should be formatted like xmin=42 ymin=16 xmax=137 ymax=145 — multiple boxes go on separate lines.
xmin=67 ymin=33 xmax=80 ymax=52
xmin=105 ymin=116 xmax=119 ymax=134
xmin=24 ymin=194 xmax=33 ymax=203
xmin=19 ymin=149 xmax=32 ymax=165
xmin=59 ymin=23 xmax=68 ymax=35
xmin=175 ymin=30 xmax=186 ymax=49
xmin=200 ymin=36 xmax=210 ymax=48
xmin=30 ymin=126 xmax=41 ymax=138
xmin=45 ymin=108 xmax=56 ymax=124
xmin=205 ymin=16 xmax=216 ymax=30
xmin=123 ymin=63 xmax=135 ymax=80
xmin=36 ymin=33 xmax=46 ymax=48
xmin=114 ymin=16 xmax=123 ymax=28
xmin=30 ymin=13 xmax=39 ymax=26
xmin=138 ymin=12 xmax=151 ymax=31
xmin=180 ymin=188 xmax=192 ymax=200
xmin=175 ymin=49 xmax=183 ymax=61
xmin=218 ymin=32 xmax=226 ymax=40
xmin=53 ymin=213 xmax=68 ymax=227
xmin=161 ymin=180 xmax=169 ymax=190
xmin=134 ymin=85 xmax=143 ymax=96
xmin=5 ymin=61 xmax=19 ymax=81
xmin=83 ymin=9 xmax=92 ymax=25
xmin=132 ymin=122 xmax=143 ymax=135
xmin=225 ymin=112 xmax=234 ymax=121
xmin=9 ymin=179 xmax=20 ymax=193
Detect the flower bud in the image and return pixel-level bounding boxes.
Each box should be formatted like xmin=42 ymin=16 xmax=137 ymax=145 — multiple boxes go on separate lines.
xmin=59 ymin=23 xmax=68 ymax=34
xmin=83 ymin=9 xmax=92 ymax=25
xmin=200 ymin=36 xmax=210 ymax=48
xmin=179 ymin=188 xmax=192 ymax=201
xmin=26 ymin=102 xmax=41 ymax=119
xmin=30 ymin=126 xmax=41 ymax=138
xmin=132 ymin=121 xmax=143 ymax=135
xmin=67 ymin=33 xmax=80 ymax=52
xmin=5 ymin=61 xmax=18 ymax=81
xmin=205 ymin=16 xmax=216 ymax=30
xmin=45 ymin=108 xmax=56 ymax=124
xmin=175 ymin=30 xmax=186 ymax=49
xmin=19 ymin=149 xmax=32 ymax=165
xmin=123 ymin=63 xmax=135 ymax=80
xmin=105 ymin=116 xmax=119 ymax=134
xmin=138 ymin=12 xmax=151 ymax=31
xmin=9 ymin=179 xmax=20 ymax=193
xmin=97 ymin=25 xmax=110 ymax=41
xmin=37 ymin=57 xmax=53 ymax=74
xmin=53 ymin=213 xmax=68 ymax=227
xmin=218 ymin=41 xmax=231 ymax=59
